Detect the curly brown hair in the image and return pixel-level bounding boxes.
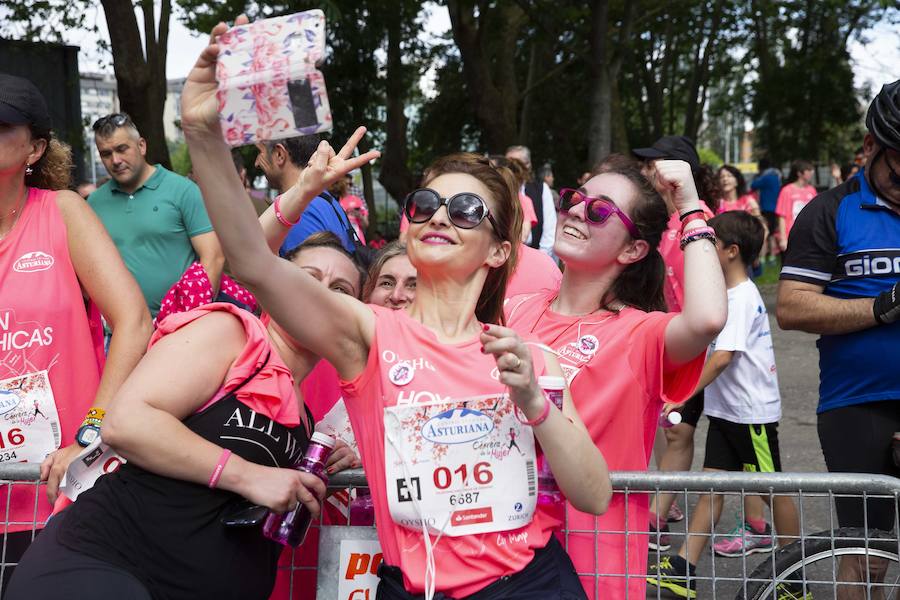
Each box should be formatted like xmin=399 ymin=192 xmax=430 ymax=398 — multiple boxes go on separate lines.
xmin=25 ymin=137 xmax=73 ymax=191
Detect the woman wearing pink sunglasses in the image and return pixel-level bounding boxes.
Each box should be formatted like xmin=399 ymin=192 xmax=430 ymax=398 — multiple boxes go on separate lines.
xmin=505 ymin=156 xmax=727 ymax=600
xmin=170 ymin=16 xmax=612 ymax=600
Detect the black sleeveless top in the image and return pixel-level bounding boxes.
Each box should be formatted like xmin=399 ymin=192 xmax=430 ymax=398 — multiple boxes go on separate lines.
xmin=55 ymin=357 xmax=314 ymax=600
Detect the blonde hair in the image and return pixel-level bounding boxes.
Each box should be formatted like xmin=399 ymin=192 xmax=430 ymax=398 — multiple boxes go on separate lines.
xmin=26 ymin=138 xmax=73 ymax=191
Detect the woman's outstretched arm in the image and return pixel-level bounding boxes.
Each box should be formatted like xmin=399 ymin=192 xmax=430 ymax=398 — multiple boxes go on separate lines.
xmin=180 ymin=17 xmax=379 ymax=379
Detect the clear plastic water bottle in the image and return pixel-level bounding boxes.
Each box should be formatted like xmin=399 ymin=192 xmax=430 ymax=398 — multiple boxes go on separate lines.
xmin=262 ymin=431 xmax=335 ymax=547
xmin=536 ymin=376 xmax=565 ymax=517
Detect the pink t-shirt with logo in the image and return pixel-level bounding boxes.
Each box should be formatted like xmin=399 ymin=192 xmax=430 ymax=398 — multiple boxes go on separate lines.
xmin=0 ymin=188 xmax=104 ymax=532
xmin=775 ymin=183 xmax=817 ymax=238
xmin=506 ymin=292 xmax=704 ymax=600
xmin=658 ymin=201 xmax=715 ymax=313
xmin=339 ymin=306 xmax=558 ymax=598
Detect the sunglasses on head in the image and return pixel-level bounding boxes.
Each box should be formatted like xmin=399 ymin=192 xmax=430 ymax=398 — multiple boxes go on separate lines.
xmin=92 ymin=113 xmax=132 ymax=132
xmin=403 ymin=188 xmax=499 ymax=234
xmin=557 ymin=188 xmax=642 ymax=239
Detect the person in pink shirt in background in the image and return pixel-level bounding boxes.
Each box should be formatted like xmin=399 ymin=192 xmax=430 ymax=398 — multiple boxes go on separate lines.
xmin=775 ymin=159 xmax=817 ymax=252
xmin=632 ymin=137 xmax=722 ymax=541
xmin=506 ymin=156 xmax=726 ymax=599
xmin=334 ymin=175 xmax=368 ymax=245
xmin=717 ymin=165 xmax=763 ymax=217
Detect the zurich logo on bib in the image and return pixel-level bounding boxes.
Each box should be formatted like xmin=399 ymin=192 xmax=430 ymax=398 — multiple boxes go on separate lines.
xmin=422 ymin=408 xmax=494 ymax=445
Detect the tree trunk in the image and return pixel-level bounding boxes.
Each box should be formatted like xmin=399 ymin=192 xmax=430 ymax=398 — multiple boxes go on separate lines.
xmin=377 ymin=11 xmax=416 ymax=204
xmin=446 ymin=0 xmax=523 ymax=152
xmin=586 ymin=0 xmax=611 ymax=167
xmin=100 ymin=0 xmax=172 ymax=168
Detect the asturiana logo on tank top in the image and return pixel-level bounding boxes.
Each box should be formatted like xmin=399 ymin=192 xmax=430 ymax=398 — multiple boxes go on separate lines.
xmin=12 ymin=252 xmax=54 ymax=273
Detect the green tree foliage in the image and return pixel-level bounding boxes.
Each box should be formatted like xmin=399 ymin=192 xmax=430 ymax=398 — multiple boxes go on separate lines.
xmin=748 ymin=0 xmax=892 ymax=164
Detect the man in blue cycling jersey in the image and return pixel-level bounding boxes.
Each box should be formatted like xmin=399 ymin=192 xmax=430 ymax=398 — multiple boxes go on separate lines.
xmin=778 ymin=79 xmax=900 ymax=595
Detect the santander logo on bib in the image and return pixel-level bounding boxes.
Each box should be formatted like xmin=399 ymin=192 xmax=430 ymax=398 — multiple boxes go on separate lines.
xmin=13 ymin=251 xmax=54 ymax=273
xmin=422 ymin=408 xmax=494 ymax=445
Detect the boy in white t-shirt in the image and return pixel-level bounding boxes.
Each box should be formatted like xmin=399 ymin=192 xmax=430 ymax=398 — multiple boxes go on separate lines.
xmin=648 ymin=211 xmax=804 ymax=600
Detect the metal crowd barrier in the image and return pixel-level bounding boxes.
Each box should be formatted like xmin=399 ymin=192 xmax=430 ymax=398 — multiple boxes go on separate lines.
xmin=1 ymin=465 xmax=898 ymax=599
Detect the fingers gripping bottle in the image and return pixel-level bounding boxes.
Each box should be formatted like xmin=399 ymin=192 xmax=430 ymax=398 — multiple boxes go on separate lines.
xmin=263 ymin=431 xmax=335 ymax=547
xmin=536 ymin=376 xmax=565 ymax=517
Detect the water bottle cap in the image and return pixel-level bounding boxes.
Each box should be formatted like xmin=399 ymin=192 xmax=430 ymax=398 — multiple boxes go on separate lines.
xmin=537 ymin=375 xmax=566 ymax=390
xmin=310 ymin=431 xmax=336 ymax=449
xmin=667 ymin=411 xmax=682 ymax=425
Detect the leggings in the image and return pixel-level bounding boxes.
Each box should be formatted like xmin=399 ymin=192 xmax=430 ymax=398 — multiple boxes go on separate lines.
xmin=5 ymin=511 xmax=151 ymax=600
xmin=376 ymin=535 xmax=586 ymax=600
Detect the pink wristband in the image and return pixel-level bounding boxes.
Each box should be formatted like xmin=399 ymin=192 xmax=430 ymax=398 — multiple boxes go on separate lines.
xmin=515 ymin=396 xmax=552 ymax=427
xmin=208 ymin=449 xmax=232 ymax=489
xmin=273 ymin=195 xmax=299 ymax=227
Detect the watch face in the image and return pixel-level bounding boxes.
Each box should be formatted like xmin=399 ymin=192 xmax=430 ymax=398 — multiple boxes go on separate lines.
xmin=77 ymin=425 xmax=100 ymax=447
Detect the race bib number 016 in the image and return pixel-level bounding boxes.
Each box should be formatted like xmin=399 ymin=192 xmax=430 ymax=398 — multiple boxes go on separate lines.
xmin=384 ymin=394 xmax=537 ymax=537
xmin=0 ymin=371 xmax=61 ymax=463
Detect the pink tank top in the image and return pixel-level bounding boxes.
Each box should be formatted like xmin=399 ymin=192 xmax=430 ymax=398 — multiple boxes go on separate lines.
xmin=717 ymin=194 xmax=755 ymax=214
xmin=0 ymin=188 xmax=103 ymax=532
xmin=339 ymin=306 xmax=557 ymax=598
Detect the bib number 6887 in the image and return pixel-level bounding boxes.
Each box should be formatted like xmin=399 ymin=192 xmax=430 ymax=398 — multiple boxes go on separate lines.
xmin=432 ymin=461 xmax=493 ymax=490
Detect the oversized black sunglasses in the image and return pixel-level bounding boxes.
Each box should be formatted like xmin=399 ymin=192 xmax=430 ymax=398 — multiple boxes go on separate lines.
xmin=403 ymin=188 xmax=499 ymax=234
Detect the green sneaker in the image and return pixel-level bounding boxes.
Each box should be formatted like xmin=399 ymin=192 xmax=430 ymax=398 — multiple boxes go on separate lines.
xmin=646 ymin=555 xmax=697 ymax=599
xmin=775 ymin=582 xmax=813 ymax=599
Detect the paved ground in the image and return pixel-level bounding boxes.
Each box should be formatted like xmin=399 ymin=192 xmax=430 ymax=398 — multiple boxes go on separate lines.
xmin=645 ymin=283 xmax=837 ymax=598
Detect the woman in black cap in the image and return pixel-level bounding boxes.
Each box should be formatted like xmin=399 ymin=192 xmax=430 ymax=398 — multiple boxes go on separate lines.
xmin=631 ymin=135 xmax=721 ymax=543
xmin=0 ymin=73 xmax=151 ymax=583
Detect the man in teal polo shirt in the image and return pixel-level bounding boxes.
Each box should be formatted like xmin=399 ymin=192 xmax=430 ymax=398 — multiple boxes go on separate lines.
xmin=89 ymin=113 xmax=224 ymax=318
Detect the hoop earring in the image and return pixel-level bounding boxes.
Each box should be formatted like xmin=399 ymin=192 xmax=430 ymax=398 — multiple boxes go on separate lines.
xmin=24 ymin=164 xmax=33 ymax=176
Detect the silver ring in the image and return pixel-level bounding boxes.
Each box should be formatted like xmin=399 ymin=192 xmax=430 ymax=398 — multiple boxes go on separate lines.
xmin=509 ymin=355 xmax=522 ymax=370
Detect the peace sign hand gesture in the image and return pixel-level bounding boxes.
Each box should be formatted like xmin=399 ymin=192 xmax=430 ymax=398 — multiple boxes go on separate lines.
xmin=289 ymin=126 xmax=381 ymax=206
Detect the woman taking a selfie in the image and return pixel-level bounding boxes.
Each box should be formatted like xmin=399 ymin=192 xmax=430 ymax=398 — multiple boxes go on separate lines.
xmin=178 ymin=16 xmax=611 ymax=599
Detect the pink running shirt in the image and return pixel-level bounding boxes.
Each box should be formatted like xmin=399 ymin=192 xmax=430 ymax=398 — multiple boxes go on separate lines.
xmin=506 ymin=292 xmax=704 ymax=600
xmin=775 ymin=183 xmax=817 ymax=239
xmin=0 ymin=188 xmax=104 ymax=532
xmin=339 ymin=306 xmax=558 ymax=598
xmin=717 ymin=194 xmax=757 ymax=214
xmin=658 ymin=201 xmax=714 ymax=313
xmin=506 ymin=244 xmax=562 ymax=299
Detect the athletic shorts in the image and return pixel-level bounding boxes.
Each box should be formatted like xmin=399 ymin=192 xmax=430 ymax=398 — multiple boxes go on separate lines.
xmin=817 ymin=400 xmax=900 ymax=531
xmin=674 ymin=390 xmax=704 ymax=428
xmin=703 ymin=415 xmax=782 ymax=473
xmin=375 ymin=535 xmax=586 ymax=600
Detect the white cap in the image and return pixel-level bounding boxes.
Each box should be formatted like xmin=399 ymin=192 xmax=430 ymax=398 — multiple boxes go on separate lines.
xmin=310 ymin=431 xmax=336 ymax=449
xmin=666 ymin=411 xmax=683 ymax=425
xmin=538 ymin=375 xmax=566 ymax=390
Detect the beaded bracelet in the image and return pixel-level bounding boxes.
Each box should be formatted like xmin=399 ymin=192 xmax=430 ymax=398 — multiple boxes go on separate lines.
xmin=273 ymin=195 xmax=299 ymax=228
xmin=679 ymin=226 xmax=717 ymax=251
xmin=514 ymin=396 xmax=551 ymax=427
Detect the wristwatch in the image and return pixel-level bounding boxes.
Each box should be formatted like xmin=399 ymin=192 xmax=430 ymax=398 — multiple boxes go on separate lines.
xmin=76 ymin=423 xmax=101 ymax=447
xmin=75 ymin=407 xmax=106 ymax=447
